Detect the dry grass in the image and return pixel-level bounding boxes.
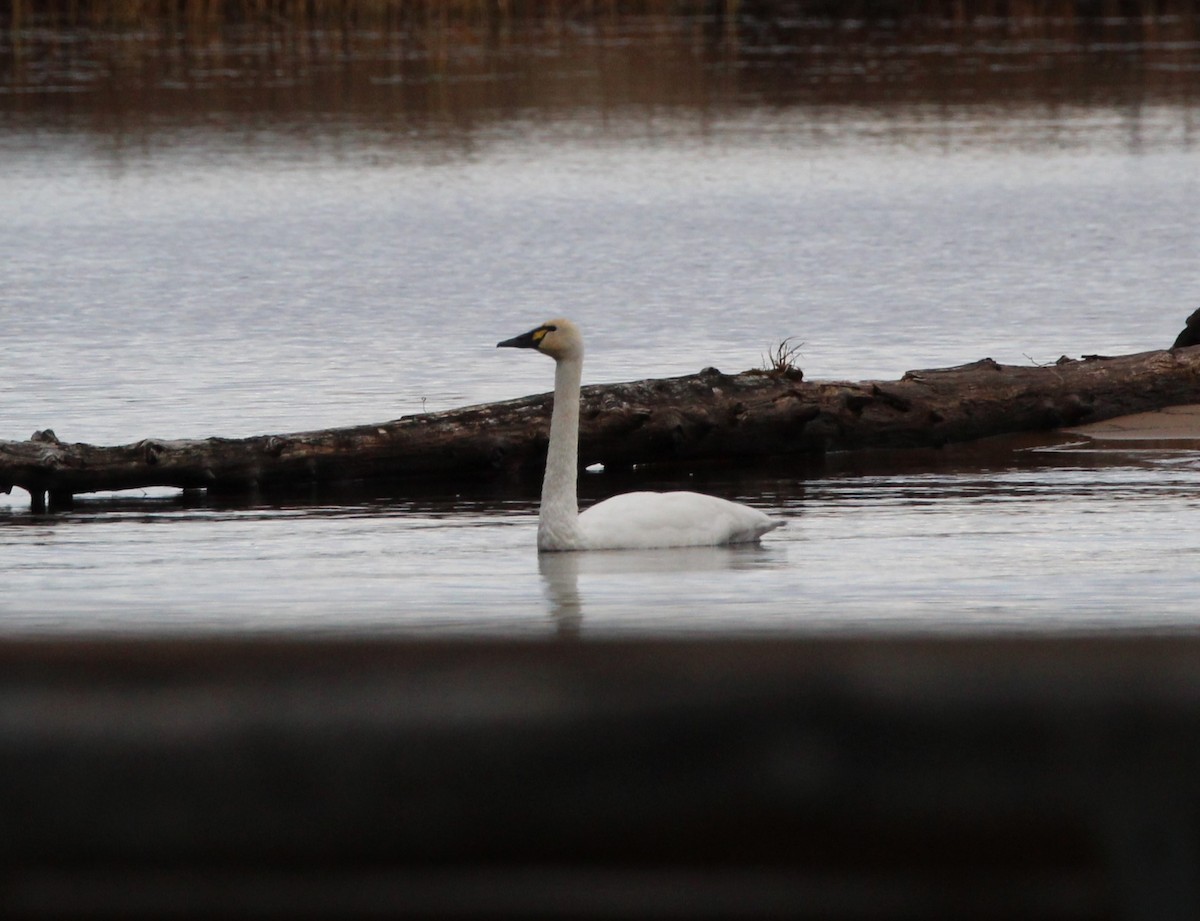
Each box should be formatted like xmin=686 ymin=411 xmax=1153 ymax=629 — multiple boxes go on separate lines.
xmin=762 ymin=337 xmax=805 ymax=379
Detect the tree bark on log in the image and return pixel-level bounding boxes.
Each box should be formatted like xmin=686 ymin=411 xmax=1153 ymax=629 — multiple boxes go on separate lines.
xmin=3 ymin=347 xmax=1200 ymax=509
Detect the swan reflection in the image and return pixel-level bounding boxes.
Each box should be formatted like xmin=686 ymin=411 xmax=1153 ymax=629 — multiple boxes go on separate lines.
xmin=538 ymin=545 xmax=779 ymax=635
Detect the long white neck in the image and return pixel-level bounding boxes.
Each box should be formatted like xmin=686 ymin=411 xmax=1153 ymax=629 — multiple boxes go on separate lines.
xmin=538 ymin=354 xmax=584 ymax=551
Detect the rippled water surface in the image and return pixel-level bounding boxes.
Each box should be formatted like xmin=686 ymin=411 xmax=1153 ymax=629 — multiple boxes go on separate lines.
xmin=3 ymin=9 xmax=1200 ymax=633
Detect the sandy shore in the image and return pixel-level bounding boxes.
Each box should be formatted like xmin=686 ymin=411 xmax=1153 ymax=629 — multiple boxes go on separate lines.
xmin=1064 ymin=403 xmax=1200 ymax=442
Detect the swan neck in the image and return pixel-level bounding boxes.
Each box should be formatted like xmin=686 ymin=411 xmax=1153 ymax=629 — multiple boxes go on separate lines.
xmin=539 ymin=355 xmax=583 ymax=550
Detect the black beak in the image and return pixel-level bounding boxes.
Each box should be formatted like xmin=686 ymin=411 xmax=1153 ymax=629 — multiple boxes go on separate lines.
xmin=497 ymin=328 xmax=541 ymax=349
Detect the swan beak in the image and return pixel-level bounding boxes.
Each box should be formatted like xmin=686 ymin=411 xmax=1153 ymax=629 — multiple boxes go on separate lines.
xmin=497 ymin=328 xmax=542 ymax=350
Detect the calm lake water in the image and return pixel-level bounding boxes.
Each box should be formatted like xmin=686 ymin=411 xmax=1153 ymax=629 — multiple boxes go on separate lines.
xmin=3 ymin=9 xmax=1200 ymax=634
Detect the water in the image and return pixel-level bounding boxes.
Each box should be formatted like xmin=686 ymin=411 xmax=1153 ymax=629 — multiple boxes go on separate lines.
xmin=3 ymin=10 xmax=1200 ymax=634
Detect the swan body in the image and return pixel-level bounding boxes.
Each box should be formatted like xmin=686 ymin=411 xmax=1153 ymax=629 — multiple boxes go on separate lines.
xmin=497 ymin=318 xmax=782 ymax=552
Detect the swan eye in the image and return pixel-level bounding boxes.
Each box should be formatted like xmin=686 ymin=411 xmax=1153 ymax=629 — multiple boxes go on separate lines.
xmin=533 ymin=324 xmax=557 ymax=344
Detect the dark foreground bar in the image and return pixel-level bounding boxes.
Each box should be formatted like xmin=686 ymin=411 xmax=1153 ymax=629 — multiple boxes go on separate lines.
xmin=3 ymin=635 xmax=1199 ymax=920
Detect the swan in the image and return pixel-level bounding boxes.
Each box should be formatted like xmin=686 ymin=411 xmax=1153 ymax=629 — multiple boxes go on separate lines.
xmin=497 ymin=318 xmax=782 ymax=552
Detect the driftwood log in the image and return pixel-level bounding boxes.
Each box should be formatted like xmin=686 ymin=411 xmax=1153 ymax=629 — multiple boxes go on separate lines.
xmin=3 ymin=346 xmax=1200 ymax=511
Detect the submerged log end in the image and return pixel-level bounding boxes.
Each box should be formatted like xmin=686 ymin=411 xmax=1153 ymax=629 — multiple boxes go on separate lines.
xmin=49 ymin=490 xmax=74 ymax=512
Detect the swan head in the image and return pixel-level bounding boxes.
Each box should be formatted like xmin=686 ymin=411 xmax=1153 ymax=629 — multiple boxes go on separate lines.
xmin=497 ymin=318 xmax=583 ymax=362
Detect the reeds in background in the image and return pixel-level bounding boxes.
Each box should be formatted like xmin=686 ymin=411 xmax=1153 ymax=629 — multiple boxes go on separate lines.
xmin=2 ymin=0 xmax=1198 ymax=144
xmin=3 ymin=0 xmax=1200 ymax=28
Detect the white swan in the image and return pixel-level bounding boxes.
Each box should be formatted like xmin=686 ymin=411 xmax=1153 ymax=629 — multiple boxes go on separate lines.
xmin=497 ymin=318 xmax=782 ymax=552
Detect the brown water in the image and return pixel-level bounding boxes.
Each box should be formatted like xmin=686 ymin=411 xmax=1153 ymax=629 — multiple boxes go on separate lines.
xmin=2 ymin=8 xmax=1200 ymax=633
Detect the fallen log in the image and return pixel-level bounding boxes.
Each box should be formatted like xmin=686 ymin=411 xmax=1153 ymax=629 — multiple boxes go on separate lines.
xmin=3 ymin=346 xmax=1200 ymax=510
